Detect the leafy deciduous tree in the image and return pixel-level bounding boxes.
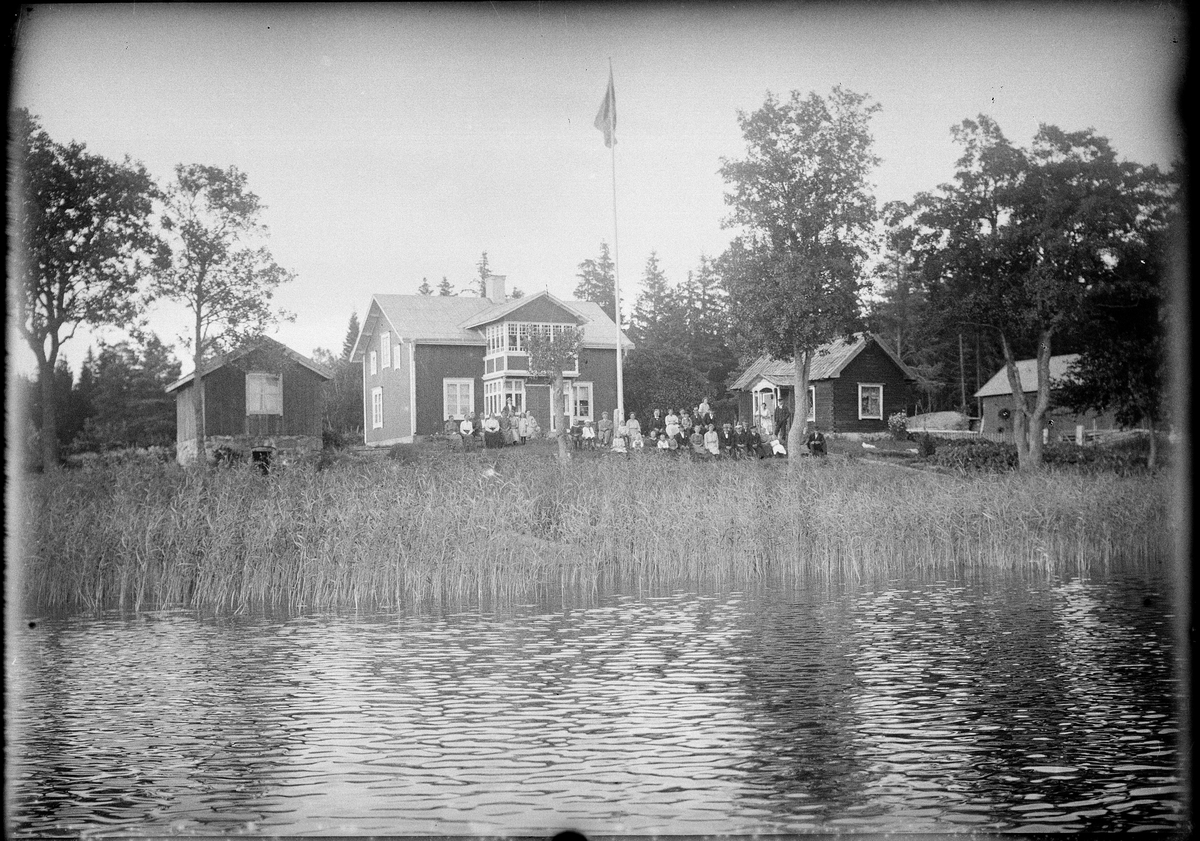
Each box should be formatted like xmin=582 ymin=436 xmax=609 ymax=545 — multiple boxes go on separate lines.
xmin=719 ymin=87 xmax=879 ymax=459
xmin=12 ymin=108 xmax=160 ymax=469
xmin=525 ymin=326 xmax=584 ymax=464
xmin=152 ymin=164 xmax=295 ymax=464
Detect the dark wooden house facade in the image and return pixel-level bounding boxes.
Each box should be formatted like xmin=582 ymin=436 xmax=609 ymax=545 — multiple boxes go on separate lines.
xmin=166 ymin=337 xmax=332 ymax=464
xmin=351 ymin=275 xmax=632 ymax=447
xmin=731 ymin=333 xmax=918 ymax=434
xmin=974 ymin=353 xmax=1119 ymax=442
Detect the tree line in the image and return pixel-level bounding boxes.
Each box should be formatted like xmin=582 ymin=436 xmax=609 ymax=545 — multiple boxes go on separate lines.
xmin=560 ymin=89 xmax=1179 ymax=471
xmin=15 ymin=87 xmax=1178 ymax=474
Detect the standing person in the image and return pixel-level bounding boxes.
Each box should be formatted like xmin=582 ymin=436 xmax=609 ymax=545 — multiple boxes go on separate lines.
xmin=518 ymin=411 xmax=531 ymax=444
xmin=703 ymin=423 xmax=720 ymax=457
xmin=597 ymin=411 xmax=614 ymax=448
xmin=498 ymin=410 xmax=512 ymax=447
xmin=460 ymin=413 xmax=476 ymax=451
xmin=775 ymin=400 xmax=792 ymax=443
xmin=760 ymin=400 xmax=775 ymax=437
xmin=626 ymin=412 xmax=643 ymax=449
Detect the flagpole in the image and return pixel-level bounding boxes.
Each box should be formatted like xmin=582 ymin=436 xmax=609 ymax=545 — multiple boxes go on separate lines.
xmin=607 ymin=59 xmax=625 ymax=425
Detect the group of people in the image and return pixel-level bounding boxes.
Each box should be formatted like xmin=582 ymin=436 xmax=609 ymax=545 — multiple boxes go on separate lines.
xmin=445 ymin=396 xmax=828 ymax=457
xmin=447 ymin=403 xmax=541 ymax=450
xmin=606 ymin=400 xmax=824 ymax=459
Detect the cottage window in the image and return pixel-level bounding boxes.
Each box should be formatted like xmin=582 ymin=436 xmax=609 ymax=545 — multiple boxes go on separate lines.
xmin=572 ymin=381 xmax=593 ymax=421
xmin=444 ymin=378 xmax=473 ymax=420
xmin=372 ymin=387 xmax=383 ymax=429
xmin=507 ymin=323 xmax=519 ymax=351
xmin=807 ymin=385 xmax=816 ymax=422
xmin=246 ymin=372 xmax=282 ymax=415
xmin=859 ymin=384 xmax=883 ymax=420
xmin=393 ymin=341 xmax=402 ymax=370
xmin=381 ymin=332 xmax=391 ymax=368
xmin=369 ymin=351 xmax=377 ymax=375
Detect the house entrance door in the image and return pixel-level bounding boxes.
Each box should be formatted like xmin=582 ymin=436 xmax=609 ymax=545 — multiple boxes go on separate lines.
xmin=525 ymin=384 xmax=552 ymax=438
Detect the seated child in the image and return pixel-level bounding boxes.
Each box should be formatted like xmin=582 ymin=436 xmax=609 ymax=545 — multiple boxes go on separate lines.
xmin=612 ymin=425 xmax=628 ymax=453
xmin=581 ymin=418 xmax=597 ymax=448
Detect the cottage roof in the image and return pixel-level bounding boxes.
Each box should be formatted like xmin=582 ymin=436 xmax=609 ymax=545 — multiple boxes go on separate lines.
xmin=973 ymin=354 xmax=1080 ymax=398
xmin=166 ymin=336 xmax=332 ymax=393
xmin=729 ymin=333 xmax=918 ymax=391
xmin=351 ymin=290 xmax=633 ymax=360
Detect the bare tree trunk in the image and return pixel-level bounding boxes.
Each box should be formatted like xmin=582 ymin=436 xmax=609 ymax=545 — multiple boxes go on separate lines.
xmin=553 ymin=373 xmax=571 ymax=464
xmin=1027 ymin=330 xmax=1054 ymax=468
xmin=789 ymin=343 xmax=811 ymax=467
xmin=1000 ymin=332 xmax=1034 ymax=471
xmin=192 ymin=307 xmax=207 ymax=467
xmin=38 ymin=355 xmax=61 ymax=471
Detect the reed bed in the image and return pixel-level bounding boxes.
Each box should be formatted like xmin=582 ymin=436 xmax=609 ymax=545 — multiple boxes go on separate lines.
xmin=15 ymin=449 xmax=1173 ymax=615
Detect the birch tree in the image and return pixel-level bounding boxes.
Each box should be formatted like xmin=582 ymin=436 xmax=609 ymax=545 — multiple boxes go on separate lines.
xmin=525 ymin=326 xmax=584 ymax=464
xmin=152 ymin=164 xmax=294 ymax=465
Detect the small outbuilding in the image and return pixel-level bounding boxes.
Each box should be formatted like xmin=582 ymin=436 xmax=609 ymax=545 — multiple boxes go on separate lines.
xmin=974 ymin=353 xmax=1119 ymax=442
xmin=731 ymin=333 xmax=918 ymax=434
xmin=166 ymin=336 xmax=332 ymax=465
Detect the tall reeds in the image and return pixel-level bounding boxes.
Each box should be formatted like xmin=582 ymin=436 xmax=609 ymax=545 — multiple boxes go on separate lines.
xmin=16 ymin=450 xmax=1173 ymax=614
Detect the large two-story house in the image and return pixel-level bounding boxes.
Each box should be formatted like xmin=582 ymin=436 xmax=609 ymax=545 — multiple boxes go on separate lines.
xmin=351 ymin=274 xmax=632 ymax=446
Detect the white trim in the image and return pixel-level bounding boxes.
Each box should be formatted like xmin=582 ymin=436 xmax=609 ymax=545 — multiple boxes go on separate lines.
xmin=409 ymin=343 xmax=417 ymax=438
xmin=372 ymin=386 xmax=384 ymax=429
xmin=443 ymin=377 xmax=474 ymax=421
xmin=362 ymin=351 xmax=369 ymax=432
xmin=807 ymin=385 xmax=816 ymax=423
xmin=381 ymin=332 xmax=391 ymax=368
xmin=572 ymin=380 xmax=594 ymax=421
xmin=858 ymin=383 xmax=883 ymax=420
xmin=365 ymin=434 xmax=414 ymax=447
xmin=369 ymin=350 xmax=377 ymax=375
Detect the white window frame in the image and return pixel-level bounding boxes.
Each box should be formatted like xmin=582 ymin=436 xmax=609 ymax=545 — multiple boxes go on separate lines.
xmin=443 ymin=378 xmax=474 ymax=420
xmin=246 ymin=372 xmax=283 ymax=415
xmin=381 ymin=332 xmax=391 ymax=368
xmin=858 ymin=383 xmax=883 ymax=420
xmin=807 ymin=385 xmax=816 ymax=423
xmin=484 ymin=379 xmax=504 ymax=417
xmin=572 ymin=381 xmax=593 ymax=421
xmin=393 ymin=340 xmax=402 ymax=370
xmin=369 ymin=350 xmax=377 ymax=375
xmin=372 ymin=386 xmax=383 ymax=429
xmin=503 ymin=378 xmax=525 ymax=413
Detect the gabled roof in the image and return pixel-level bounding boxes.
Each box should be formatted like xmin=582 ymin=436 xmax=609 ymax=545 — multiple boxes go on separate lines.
xmin=351 ymin=291 xmax=633 ymax=360
xmin=166 ymin=336 xmax=332 ymax=393
xmin=460 ymin=290 xmax=589 ymax=329
xmin=730 ymin=333 xmax=918 ymax=391
xmin=974 ymin=353 xmax=1080 ymax=398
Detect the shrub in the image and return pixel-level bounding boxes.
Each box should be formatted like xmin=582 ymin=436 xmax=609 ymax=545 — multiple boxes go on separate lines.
xmin=925 ymin=438 xmax=1019 ymax=473
xmin=918 ymin=432 xmax=937 ymax=458
xmin=887 ymin=411 xmax=908 ymax=441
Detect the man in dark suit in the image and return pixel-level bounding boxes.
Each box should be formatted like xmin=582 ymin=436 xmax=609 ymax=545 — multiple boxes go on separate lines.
xmin=774 ymin=401 xmax=792 ymax=442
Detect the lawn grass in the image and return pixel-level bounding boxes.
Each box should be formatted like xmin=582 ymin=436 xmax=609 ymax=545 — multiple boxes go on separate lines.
xmin=14 ymin=441 xmax=1174 ymax=615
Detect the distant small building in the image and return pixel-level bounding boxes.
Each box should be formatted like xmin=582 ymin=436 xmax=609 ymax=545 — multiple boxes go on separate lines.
xmin=730 ymin=333 xmax=917 ymax=433
xmin=974 ymin=353 xmax=1118 ymax=442
xmin=350 ymin=274 xmax=632 ymax=446
xmin=166 ymin=337 xmax=332 ymax=464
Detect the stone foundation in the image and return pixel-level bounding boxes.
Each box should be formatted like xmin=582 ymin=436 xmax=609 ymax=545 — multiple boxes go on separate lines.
xmin=175 ymin=434 xmax=324 ymax=466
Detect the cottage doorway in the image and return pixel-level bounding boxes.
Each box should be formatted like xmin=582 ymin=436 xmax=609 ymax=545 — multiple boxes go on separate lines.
xmin=525 ymin=384 xmax=552 ymax=438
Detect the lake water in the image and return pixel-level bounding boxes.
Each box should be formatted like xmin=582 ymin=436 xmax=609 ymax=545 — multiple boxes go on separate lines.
xmin=7 ymin=575 xmax=1185 ymax=836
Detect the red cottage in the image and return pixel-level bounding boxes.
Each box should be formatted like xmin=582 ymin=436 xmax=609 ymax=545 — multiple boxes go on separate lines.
xmin=731 ymin=333 xmax=918 ymax=433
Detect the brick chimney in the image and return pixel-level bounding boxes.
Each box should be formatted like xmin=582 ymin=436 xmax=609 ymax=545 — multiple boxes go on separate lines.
xmin=484 ymin=274 xmax=507 ymax=303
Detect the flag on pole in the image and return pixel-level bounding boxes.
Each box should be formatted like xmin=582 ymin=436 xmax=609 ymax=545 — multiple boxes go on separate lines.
xmin=594 ymin=68 xmax=616 ymax=148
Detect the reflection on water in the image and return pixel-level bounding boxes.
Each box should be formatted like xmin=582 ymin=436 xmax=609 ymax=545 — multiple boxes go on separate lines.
xmin=7 ymin=577 xmax=1183 ymax=836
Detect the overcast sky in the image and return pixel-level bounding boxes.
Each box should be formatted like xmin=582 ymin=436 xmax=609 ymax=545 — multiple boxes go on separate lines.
xmin=9 ymin=2 xmax=1185 ymax=375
